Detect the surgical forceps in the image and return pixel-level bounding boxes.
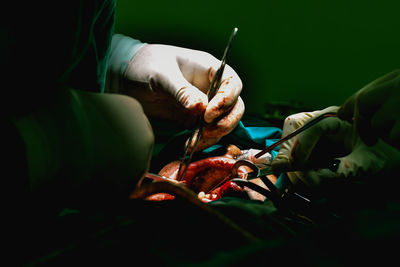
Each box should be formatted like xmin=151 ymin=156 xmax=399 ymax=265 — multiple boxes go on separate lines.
xmin=231 ymin=112 xmax=340 ymax=215
xmin=176 ymin=27 xmax=239 ymax=181
xmin=230 ymin=159 xmax=313 ymax=214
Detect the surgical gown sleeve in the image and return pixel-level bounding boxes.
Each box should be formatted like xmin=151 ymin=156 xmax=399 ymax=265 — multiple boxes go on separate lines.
xmin=105 ymin=34 xmax=146 ymax=93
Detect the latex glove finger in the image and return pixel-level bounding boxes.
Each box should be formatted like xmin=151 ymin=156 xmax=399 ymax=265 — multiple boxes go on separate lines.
xmin=202 ymin=96 xmax=244 ymax=139
xmin=150 ymin=76 xmax=207 ymax=116
xmin=290 ymin=112 xmax=353 ymax=169
xmin=175 ymin=46 xmax=243 ymax=128
xmin=204 ymin=64 xmax=243 ymax=123
xmin=126 ymin=44 xmax=208 ymax=115
xmin=187 ymin=135 xmax=222 ymax=153
xmin=272 ymin=106 xmax=345 ymax=171
xmin=147 ymin=58 xmax=209 ymax=116
xmin=272 ymin=110 xmax=321 ymax=169
xmin=185 ymin=97 xmax=245 ymax=152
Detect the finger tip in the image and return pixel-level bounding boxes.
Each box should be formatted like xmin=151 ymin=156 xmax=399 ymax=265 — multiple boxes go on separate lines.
xmin=204 ymin=109 xmax=218 ymax=123
xmin=192 ymin=102 xmax=207 ymax=116
xmin=180 ymin=86 xmax=208 ymax=114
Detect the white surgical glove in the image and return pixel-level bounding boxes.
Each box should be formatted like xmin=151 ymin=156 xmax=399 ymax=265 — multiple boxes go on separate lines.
xmin=121 ymin=44 xmax=244 ymax=151
xmin=272 ymin=106 xmax=400 ymax=187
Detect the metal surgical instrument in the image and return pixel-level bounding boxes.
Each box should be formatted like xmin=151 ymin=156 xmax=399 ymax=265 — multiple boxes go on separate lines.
xmin=230 ymin=160 xmax=312 ymax=214
xmin=176 ymin=27 xmax=239 ymax=181
xmin=253 ymin=112 xmax=338 ymax=159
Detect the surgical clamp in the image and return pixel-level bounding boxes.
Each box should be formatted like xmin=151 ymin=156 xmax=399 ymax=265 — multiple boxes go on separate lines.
xmin=230 ymin=160 xmax=313 ymax=216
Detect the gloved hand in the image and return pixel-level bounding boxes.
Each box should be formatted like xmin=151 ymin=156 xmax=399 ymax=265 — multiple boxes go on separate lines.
xmin=271 ymin=106 xmax=400 ymax=186
xmin=338 ymin=69 xmax=400 ymax=149
xmin=122 ymin=44 xmax=244 ymax=151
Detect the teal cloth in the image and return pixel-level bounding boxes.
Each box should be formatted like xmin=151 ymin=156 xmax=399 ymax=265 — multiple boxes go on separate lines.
xmin=203 ymin=121 xmax=282 ymax=158
xmin=232 ymin=121 xmax=289 ymax=192
xmin=231 ymin=121 xmax=282 ymax=159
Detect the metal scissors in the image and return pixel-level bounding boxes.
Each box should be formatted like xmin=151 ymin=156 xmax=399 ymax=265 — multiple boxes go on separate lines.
xmin=176 ymin=27 xmax=239 ymax=181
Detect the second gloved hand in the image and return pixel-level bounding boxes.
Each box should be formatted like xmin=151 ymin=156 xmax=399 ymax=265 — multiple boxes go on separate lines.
xmin=271 ymin=106 xmax=400 ymax=187
xmin=122 ymin=44 xmax=244 ymax=151
xmin=338 ymin=69 xmax=400 ymax=149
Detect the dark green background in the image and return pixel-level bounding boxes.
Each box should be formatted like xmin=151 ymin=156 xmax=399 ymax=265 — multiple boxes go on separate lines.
xmin=114 ymin=0 xmax=399 ymax=115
